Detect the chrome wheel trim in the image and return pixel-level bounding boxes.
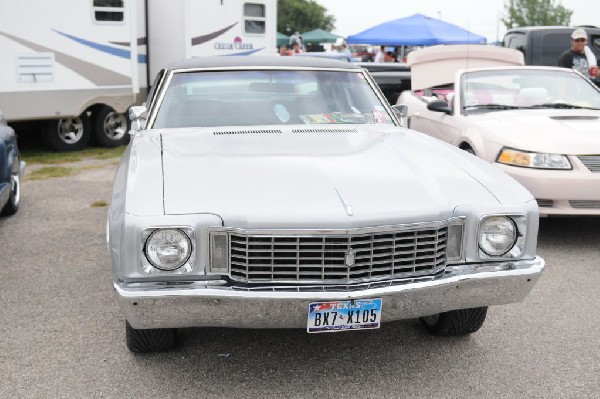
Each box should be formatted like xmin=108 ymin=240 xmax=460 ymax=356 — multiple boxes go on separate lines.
xmin=103 ymin=111 xmax=127 ymax=140
xmin=58 ymin=118 xmax=84 ymax=144
xmin=11 ymin=173 xmax=20 ymax=206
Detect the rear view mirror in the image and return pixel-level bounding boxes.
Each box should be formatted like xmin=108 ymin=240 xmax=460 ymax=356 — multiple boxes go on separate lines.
xmin=391 ymin=104 xmax=408 ymax=127
xmin=427 ymin=100 xmax=452 ymax=115
xmin=128 ymin=105 xmax=148 ymax=133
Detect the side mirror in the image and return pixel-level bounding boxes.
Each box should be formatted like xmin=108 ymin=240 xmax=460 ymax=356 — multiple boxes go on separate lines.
xmin=391 ymin=104 xmax=408 ymax=127
xmin=0 ymin=111 xmax=6 ymax=126
xmin=427 ymin=100 xmax=452 ymax=115
xmin=128 ymin=105 xmax=148 ymax=133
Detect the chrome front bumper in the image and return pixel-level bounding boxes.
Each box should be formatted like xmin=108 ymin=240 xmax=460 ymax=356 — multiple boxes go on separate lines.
xmin=115 ymin=257 xmax=544 ymax=329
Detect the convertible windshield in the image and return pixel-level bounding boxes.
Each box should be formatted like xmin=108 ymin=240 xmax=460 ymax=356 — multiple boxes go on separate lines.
xmin=152 ymin=70 xmax=394 ymax=128
xmin=461 ymin=69 xmax=600 ymax=113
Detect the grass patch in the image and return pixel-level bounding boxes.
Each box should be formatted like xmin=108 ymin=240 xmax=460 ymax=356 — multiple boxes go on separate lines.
xmin=21 ymin=145 xmax=127 ymax=165
xmin=27 ymin=166 xmax=74 ymax=180
xmin=91 ymin=200 xmax=109 ymax=208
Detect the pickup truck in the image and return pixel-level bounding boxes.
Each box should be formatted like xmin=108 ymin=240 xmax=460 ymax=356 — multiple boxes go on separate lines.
xmin=503 ymin=26 xmax=600 ymax=86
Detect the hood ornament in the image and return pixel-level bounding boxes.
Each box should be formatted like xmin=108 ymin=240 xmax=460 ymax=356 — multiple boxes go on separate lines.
xmin=334 ymin=188 xmax=353 ymax=216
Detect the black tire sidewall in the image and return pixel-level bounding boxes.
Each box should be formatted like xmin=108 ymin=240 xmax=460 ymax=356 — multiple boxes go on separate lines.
xmin=42 ymin=114 xmax=91 ymax=152
xmin=1 ymin=167 xmax=19 ymax=216
xmin=93 ymin=106 xmax=130 ymax=148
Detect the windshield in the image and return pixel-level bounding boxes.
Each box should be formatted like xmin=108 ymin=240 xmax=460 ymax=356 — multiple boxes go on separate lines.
xmin=152 ymin=70 xmax=395 ymax=128
xmin=460 ymin=69 xmax=600 ymax=113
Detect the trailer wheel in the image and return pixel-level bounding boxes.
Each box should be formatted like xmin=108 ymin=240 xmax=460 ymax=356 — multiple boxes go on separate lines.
xmin=93 ymin=106 xmax=130 ymax=147
xmin=43 ymin=114 xmax=91 ymax=151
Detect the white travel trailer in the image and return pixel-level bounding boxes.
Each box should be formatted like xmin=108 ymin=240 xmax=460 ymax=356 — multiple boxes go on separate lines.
xmin=0 ymin=0 xmax=276 ymax=151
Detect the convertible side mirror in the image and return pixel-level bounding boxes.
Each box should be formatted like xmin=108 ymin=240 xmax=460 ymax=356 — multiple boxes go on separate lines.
xmin=129 ymin=105 xmax=148 ymax=133
xmin=391 ymin=104 xmax=408 ymax=127
xmin=427 ymin=100 xmax=452 ymax=115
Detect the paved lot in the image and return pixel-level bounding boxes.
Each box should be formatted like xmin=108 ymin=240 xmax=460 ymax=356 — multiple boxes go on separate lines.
xmin=1 ymin=160 xmax=599 ymax=398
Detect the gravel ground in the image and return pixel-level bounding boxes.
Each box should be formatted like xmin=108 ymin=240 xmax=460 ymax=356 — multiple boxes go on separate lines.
xmin=1 ymin=158 xmax=599 ymax=398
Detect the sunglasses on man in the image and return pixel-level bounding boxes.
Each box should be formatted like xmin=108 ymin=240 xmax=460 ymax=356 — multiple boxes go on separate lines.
xmin=574 ymin=38 xmax=587 ymax=42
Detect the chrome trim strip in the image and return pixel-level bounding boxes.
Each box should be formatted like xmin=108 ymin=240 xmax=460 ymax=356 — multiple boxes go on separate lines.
xmin=115 ymin=256 xmax=545 ymax=329
xmin=145 ymin=66 xmax=400 ymax=129
xmin=208 ymin=217 xmax=465 ymax=236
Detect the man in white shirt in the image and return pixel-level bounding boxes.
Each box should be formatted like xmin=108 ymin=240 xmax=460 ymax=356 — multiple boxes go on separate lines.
xmin=374 ymin=45 xmax=385 ymax=63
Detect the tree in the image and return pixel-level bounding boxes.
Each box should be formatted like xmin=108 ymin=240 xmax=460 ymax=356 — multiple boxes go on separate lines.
xmin=277 ymin=0 xmax=336 ymax=35
xmin=503 ymin=0 xmax=572 ymax=29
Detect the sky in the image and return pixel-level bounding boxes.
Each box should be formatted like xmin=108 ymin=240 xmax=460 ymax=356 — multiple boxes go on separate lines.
xmin=314 ymin=0 xmax=597 ymax=43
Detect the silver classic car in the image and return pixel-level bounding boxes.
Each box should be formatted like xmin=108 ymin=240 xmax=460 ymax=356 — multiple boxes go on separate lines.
xmin=107 ymin=57 xmax=544 ymax=352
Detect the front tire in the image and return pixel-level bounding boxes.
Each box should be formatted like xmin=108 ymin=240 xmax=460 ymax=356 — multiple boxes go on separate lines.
xmin=42 ymin=114 xmax=91 ymax=151
xmin=93 ymin=106 xmax=130 ymax=147
xmin=1 ymin=162 xmax=21 ymax=216
xmin=125 ymin=322 xmax=177 ymax=353
xmin=420 ymin=307 xmax=488 ymax=336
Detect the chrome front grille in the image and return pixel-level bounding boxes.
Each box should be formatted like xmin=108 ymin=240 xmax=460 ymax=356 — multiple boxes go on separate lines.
xmin=578 ymin=155 xmax=600 ymax=172
xmin=536 ymin=199 xmax=554 ymax=208
xmin=569 ymin=200 xmax=600 ymax=209
xmin=228 ymin=226 xmax=448 ymax=284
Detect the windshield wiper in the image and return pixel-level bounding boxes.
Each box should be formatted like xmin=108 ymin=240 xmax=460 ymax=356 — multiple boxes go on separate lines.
xmin=463 ymin=104 xmax=524 ymax=110
xmin=529 ymin=103 xmax=600 ymax=110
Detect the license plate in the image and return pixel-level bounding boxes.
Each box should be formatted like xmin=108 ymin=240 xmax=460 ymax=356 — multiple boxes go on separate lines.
xmin=307 ymin=298 xmax=382 ymax=333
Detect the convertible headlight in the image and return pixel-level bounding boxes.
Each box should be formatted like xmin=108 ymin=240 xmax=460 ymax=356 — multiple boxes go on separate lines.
xmin=478 ymin=216 xmax=517 ymax=256
xmin=144 ymin=228 xmax=192 ymax=270
xmin=496 ymin=147 xmax=571 ymax=169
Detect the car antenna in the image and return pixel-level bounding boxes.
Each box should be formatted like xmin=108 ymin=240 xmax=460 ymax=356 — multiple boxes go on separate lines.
xmin=464 ymin=23 xmax=472 ymax=113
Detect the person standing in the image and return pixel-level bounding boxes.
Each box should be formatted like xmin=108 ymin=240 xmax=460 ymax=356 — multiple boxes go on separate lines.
xmin=374 ymin=45 xmax=386 ymax=63
xmin=558 ymin=29 xmax=590 ymax=79
xmin=340 ymin=43 xmax=351 ymax=56
xmin=289 ymin=31 xmax=300 ymax=47
xmin=290 ymin=42 xmax=303 ymax=55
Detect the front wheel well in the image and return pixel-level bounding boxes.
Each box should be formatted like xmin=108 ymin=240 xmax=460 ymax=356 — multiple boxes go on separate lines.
xmin=458 ymin=142 xmax=476 ymax=155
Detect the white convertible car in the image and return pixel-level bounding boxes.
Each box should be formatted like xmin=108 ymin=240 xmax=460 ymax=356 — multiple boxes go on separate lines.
xmin=399 ymin=45 xmax=600 ymax=215
xmin=107 ymin=56 xmax=544 ymax=352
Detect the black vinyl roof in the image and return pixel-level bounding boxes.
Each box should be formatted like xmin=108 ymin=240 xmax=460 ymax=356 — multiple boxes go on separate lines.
xmin=166 ymin=55 xmax=363 ymax=71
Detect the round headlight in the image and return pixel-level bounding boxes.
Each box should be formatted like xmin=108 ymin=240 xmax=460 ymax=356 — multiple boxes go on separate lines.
xmin=479 ymin=216 xmax=517 ymax=256
xmin=145 ymin=228 xmax=192 ymax=270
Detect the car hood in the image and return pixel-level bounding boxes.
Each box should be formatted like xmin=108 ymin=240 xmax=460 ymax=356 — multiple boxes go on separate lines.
xmin=158 ymin=125 xmax=529 ymax=228
xmin=470 ymin=109 xmax=600 ymax=154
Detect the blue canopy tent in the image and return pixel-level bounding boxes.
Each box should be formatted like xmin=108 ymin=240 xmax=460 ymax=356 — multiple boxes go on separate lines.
xmin=347 ymin=13 xmax=486 ymax=46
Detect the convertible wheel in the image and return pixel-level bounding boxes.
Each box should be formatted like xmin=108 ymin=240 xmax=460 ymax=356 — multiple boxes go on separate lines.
xmin=1 ymin=163 xmax=20 ymax=216
xmin=125 ymin=321 xmax=177 ymax=353
xmin=420 ymin=307 xmax=488 ymax=336
xmin=42 ymin=114 xmax=91 ymax=151
xmin=93 ymin=106 xmax=130 ymax=148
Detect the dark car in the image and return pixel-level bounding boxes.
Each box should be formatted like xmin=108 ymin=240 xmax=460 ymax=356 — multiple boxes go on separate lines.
xmin=0 ymin=109 xmax=25 ymax=217
xmin=358 ymin=62 xmax=412 ymax=105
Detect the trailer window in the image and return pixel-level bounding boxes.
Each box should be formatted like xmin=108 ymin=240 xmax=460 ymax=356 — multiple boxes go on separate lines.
xmin=244 ymin=3 xmax=266 ymax=34
xmin=93 ymin=0 xmax=124 ymax=23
